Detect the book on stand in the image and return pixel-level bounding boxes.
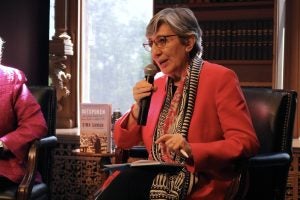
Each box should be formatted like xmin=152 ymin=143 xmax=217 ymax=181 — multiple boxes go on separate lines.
xmin=80 ymin=103 xmax=112 ymax=154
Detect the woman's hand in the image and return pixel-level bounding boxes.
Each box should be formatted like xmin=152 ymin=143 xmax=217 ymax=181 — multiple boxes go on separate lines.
xmin=155 ymin=133 xmax=192 ymax=158
xmin=131 ymin=80 xmax=157 ymax=120
xmin=132 ymin=80 xmax=155 ymax=104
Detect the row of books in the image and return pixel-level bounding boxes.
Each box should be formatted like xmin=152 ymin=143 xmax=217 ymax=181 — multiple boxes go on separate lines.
xmin=200 ymin=19 xmax=273 ymax=60
xmin=156 ymin=0 xmax=258 ymax=4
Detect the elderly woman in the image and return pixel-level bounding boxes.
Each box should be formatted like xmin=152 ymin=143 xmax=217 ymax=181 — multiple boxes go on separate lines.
xmin=97 ymin=7 xmax=259 ymax=200
xmin=0 ymin=36 xmax=47 ymax=188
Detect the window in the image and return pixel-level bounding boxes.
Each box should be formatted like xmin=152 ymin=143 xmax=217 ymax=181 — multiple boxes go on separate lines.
xmin=49 ymin=0 xmax=55 ymax=40
xmin=80 ymin=0 xmax=153 ymax=113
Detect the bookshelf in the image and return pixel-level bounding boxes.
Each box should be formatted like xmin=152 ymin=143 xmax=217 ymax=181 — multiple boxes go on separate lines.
xmin=154 ymin=0 xmax=275 ymax=87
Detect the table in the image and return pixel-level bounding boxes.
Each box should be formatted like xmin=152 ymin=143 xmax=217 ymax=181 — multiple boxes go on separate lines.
xmin=50 ymin=132 xmax=114 ymax=200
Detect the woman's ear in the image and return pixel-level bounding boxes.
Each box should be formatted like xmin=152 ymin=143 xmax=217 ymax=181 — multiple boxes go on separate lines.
xmin=185 ymin=36 xmax=196 ymax=52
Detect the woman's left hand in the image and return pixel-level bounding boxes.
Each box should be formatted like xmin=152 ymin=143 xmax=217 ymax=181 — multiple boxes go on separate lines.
xmin=155 ymin=134 xmax=191 ymax=158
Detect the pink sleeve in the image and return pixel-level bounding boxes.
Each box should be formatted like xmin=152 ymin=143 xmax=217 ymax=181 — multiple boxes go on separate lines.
xmin=1 ymin=84 xmax=47 ymax=161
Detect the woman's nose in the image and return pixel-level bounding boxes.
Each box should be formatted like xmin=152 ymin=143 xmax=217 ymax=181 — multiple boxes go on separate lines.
xmin=151 ymin=44 xmax=162 ymax=58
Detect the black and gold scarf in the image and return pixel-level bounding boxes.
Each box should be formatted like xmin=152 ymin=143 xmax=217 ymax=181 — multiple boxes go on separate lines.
xmin=150 ymin=55 xmax=203 ymax=200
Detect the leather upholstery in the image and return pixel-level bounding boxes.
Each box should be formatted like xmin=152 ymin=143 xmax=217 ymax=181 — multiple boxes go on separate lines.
xmin=236 ymin=87 xmax=297 ymax=200
xmin=114 ymin=87 xmax=297 ymax=200
xmin=0 ymin=86 xmax=57 ymax=200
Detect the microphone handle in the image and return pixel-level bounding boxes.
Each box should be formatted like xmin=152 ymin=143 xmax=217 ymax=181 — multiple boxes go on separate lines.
xmin=137 ymin=75 xmax=154 ymax=125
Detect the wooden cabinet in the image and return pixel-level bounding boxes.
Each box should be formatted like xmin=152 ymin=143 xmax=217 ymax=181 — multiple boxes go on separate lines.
xmin=51 ymin=132 xmax=114 ymax=200
xmin=154 ymin=0 xmax=276 ymax=87
xmin=286 ymin=139 xmax=300 ymax=200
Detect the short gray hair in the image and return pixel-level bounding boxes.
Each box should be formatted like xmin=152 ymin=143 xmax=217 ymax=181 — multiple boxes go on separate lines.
xmin=146 ymin=7 xmax=203 ymax=59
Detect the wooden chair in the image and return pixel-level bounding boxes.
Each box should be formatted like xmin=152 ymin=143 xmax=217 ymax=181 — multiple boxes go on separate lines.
xmin=114 ymin=87 xmax=297 ymax=200
xmin=0 ymin=86 xmax=57 ymax=200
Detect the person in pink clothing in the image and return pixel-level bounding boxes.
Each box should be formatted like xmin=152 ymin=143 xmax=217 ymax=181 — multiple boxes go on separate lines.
xmin=97 ymin=7 xmax=259 ymax=200
xmin=0 ymin=36 xmax=47 ymax=189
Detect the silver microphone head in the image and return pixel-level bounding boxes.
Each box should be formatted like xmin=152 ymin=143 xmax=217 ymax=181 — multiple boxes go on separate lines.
xmin=144 ymin=64 xmax=158 ymax=76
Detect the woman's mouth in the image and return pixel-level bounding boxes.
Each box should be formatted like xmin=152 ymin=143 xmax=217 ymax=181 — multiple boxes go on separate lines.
xmin=159 ymin=60 xmax=168 ymax=68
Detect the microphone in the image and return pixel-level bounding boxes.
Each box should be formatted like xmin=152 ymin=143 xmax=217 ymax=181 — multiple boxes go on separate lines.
xmin=137 ymin=64 xmax=158 ymax=125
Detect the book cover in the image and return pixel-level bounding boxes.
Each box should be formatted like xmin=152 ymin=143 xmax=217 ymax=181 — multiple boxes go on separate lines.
xmin=80 ymin=103 xmax=112 ymax=154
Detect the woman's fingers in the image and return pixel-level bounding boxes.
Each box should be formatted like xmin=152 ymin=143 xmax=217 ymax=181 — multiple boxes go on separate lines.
xmin=132 ymin=80 xmax=154 ymax=103
xmin=156 ymin=134 xmax=185 ymax=151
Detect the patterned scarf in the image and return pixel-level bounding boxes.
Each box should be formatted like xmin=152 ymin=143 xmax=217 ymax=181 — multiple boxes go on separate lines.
xmin=150 ymin=55 xmax=203 ymax=200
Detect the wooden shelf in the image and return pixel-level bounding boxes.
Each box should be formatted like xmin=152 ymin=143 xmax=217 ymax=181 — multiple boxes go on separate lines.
xmin=155 ymin=1 xmax=274 ymax=21
xmin=209 ymin=60 xmax=273 ymax=86
xmin=155 ymin=1 xmax=274 ymax=9
xmin=240 ymin=82 xmax=272 ymax=87
xmin=211 ymin=60 xmax=272 ymax=65
xmin=154 ymin=1 xmax=275 ymax=87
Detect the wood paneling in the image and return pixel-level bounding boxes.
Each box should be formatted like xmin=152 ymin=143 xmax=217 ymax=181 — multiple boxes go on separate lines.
xmin=0 ymin=0 xmax=50 ymax=86
xmin=284 ymin=0 xmax=300 ymax=138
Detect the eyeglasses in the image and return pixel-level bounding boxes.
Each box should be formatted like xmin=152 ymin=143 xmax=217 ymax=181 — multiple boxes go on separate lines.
xmin=143 ymin=35 xmax=177 ymax=52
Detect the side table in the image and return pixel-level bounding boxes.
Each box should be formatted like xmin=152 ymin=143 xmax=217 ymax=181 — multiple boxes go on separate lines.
xmin=51 ymin=130 xmax=114 ymax=200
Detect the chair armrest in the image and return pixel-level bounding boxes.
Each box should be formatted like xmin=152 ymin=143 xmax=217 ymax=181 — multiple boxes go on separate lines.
xmin=248 ymin=152 xmax=291 ymax=167
xmin=38 ymin=136 xmax=58 ymax=148
xmin=127 ymin=146 xmax=148 ymax=158
xmin=17 ymin=136 xmax=57 ymax=200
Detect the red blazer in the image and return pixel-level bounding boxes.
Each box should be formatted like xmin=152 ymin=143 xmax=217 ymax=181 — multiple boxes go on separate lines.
xmin=0 ymin=65 xmax=47 ymax=183
xmin=114 ymin=61 xmax=259 ymax=200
